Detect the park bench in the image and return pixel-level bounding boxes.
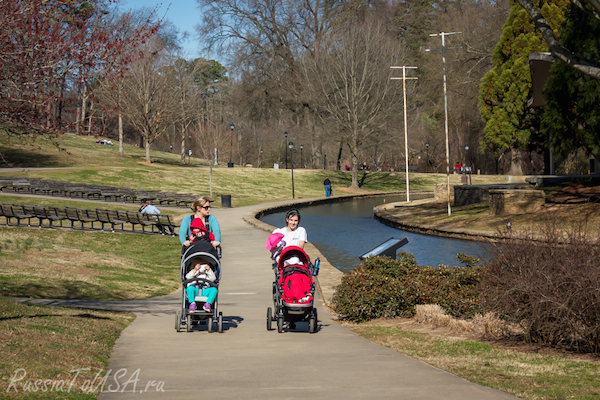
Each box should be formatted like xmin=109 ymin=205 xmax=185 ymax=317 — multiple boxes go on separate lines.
xmin=96 ymin=209 xmax=114 ymax=231
xmin=158 ymin=215 xmax=178 ymax=236
xmin=46 ymin=207 xmax=68 ymax=228
xmin=140 ymin=213 xmax=160 ymax=233
xmin=107 ymin=210 xmax=127 ymax=231
xmin=1 ymin=204 xmax=14 ymax=225
xmin=125 ymin=211 xmax=144 ymax=232
xmin=77 ymin=208 xmax=98 ymax=229
xmin=11 ymin=205 xmax=35 ymax=226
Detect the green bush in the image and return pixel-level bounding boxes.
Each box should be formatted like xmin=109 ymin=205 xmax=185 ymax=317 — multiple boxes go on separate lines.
xmin=332 ymin=253 xmax=482 ymax=322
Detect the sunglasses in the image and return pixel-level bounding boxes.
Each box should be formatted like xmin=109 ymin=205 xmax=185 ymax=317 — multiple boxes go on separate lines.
xmin=201 ymin=205 xmax=211 ymax=210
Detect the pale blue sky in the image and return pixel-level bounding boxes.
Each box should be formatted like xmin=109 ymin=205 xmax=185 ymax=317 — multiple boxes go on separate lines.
xmin=118 ymin=0 xmax=205 ymax=59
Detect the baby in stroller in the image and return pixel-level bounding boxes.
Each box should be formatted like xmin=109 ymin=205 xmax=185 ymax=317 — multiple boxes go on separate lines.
xmin=266 ymin=241 xmax=319 ymax=333
xmin=175 ymin=239 xmax=223 ymax=333
xmin=186 ymin=260 xmax=217 ymax=313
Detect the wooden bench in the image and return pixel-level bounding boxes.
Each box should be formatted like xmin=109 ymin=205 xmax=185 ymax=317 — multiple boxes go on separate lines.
xmin=47 ymin=207 xmax=68 ymax=228
xmin=107 ymin=210 xmax=127 ymax=231
xmin=11 ymin=205 xmax=35 ymax=226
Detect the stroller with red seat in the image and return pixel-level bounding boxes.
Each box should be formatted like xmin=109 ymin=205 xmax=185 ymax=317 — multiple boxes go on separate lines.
xmin=267 ymin=245 xmax=319 ymax=333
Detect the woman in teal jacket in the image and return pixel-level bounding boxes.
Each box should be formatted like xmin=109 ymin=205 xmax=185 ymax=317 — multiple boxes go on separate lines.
xmin=179 ymin=196 xmax=221 ymax=249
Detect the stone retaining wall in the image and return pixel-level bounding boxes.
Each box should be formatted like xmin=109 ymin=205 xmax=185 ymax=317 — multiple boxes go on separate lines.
xmin=489 ymin=189 xmax=545 ymax=215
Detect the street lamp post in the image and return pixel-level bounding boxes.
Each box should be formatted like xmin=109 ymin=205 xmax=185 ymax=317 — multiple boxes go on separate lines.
xmin=425 ymin=142 xmax=429 ymax=173
xmin=284 ymin=132 xmax=288 ymax=169
xmin=229 ymin=123 xmax=234 ymax=167
xmin=300 ymin=144 xmax=303 ymax=169
xmin=323 ymin=154 xmax=326 ymax=170
xmin=465 ymin=144 xmax=472 ymax=185
xmin=288 ymin=141 xmax=295 ymax=198
xmin=169 ymin=144 xmax=172 ymax=153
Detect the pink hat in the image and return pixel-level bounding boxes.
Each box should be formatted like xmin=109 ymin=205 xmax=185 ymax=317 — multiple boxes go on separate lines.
xmin=266 ymin=233 xmax=284 ymax=251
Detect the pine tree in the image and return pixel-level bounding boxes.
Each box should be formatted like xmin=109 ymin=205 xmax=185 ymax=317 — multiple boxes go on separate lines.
xmin=479 ymin=0 xmax=568 ymax=174
xmin=541 ymin=4 xmax=600 ymax=159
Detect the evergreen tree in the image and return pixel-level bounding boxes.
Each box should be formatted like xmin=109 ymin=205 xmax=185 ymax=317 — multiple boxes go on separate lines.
xmin=479 ymin=0 xmax=567 ymax=174
xmin=541 ymin=4 xmax=600 ymax=159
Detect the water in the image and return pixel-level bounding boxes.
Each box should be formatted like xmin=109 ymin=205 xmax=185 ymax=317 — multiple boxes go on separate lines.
xmin=260 ymin=195 xmax=491 ymax=273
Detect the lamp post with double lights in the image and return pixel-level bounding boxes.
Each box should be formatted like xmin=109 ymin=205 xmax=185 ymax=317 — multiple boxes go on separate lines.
xmin=284 ymin=131 xmax=288 ymax=169
xmin=425 ymin=141 xmax=429 ymax=173
xmin=229 ymin=123 xmax=234 ymax=167
xmin=465 ymin=144 xmax=472 ymax=185
xmin=288 ymin=141 xmax=295 ymax=198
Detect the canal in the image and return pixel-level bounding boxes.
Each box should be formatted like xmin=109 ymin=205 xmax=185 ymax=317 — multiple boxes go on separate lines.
xmin=259 ymin=195 xmax=491 ymax=273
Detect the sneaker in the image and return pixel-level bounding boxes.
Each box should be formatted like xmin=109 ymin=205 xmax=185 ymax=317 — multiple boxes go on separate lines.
xmin=188 ymin=302 xmax=196 ymax=312
xmin=203 ymin=303 xmax=211 ymax=312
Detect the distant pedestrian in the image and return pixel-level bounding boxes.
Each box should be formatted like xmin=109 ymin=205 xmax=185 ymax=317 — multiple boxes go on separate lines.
xmin=139 ymin=199 xmax=173 ymax=235
xmin=323 ymin=176 xmax=332 ymax=197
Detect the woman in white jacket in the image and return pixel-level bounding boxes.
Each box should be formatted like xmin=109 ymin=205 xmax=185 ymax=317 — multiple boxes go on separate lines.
xmin=186 ymin=261 xmax=217 ymax=313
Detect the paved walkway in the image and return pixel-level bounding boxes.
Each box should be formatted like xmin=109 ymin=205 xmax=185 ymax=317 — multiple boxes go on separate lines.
xmin=17 ymin=201 xmax=518 ymax=399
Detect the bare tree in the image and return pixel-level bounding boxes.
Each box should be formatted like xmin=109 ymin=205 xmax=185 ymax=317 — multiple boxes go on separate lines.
xmin=118 ymin=41 xmax=176 ymax=163
xmin=302 ymin=20 xmax=404 ymax=188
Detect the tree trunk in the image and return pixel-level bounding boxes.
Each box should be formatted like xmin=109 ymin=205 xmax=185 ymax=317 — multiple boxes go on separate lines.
xmin=181 ymin=127 xmax=186 ymax=164
xmin=80 ymin=85 xmax=88 ymax=134
xmin=507 ymin=147 xmax=524 ymax=175
xmin=118 ymin=112 xmax=124 ymax=155
xmin=351 ymin=153 xmax=359 ymax=189
xmin=336 ymin=140 xmax=343 ymax=170
xmin=145 ymin=137 xmax=151 ymax=163
xmin=209 ymin=163 xmax=213 ymax=198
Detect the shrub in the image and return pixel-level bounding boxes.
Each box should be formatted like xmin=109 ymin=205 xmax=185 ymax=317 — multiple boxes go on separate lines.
xmin=480 ymin=212 xmax=600 ymax=352
xmin=332 ymin=253 xmax=482 ymax=322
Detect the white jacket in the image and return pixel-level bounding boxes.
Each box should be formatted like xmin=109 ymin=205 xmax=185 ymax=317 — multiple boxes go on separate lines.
xmin=185 ymin=264 xmax=216 ymax=288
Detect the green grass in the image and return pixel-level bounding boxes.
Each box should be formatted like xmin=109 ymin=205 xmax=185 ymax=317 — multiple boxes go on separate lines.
xmin=1 ymin=133 xmax=507 ymax=207
xmin=0 ymin=296 xmax=135 ymax=399
xmin=0 ymin=227 xmax=181 ymax=300
xmin=352 ymin=325 xmax=600 ymax=400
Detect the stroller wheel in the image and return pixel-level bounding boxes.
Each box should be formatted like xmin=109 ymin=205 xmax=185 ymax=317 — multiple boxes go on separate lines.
xmin=266 ymin=307 xmax=273 ymax=331
xmin=186 ymin=314 xmax=192 ymax=333
xmin=309 ymin=315 xmax=316 ymax=334
xmin=218 ymin=312 xmax=223 ymax=333
xmin=208 ymin=317 xmax=213 ymax=333
xmin=277 ymin=316 xmax=284 ymax=333
xmin=175 ymin=312 xmax=181 ymax=332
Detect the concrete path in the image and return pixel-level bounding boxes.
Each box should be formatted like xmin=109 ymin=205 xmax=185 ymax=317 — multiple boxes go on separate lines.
xmin=17 ymin=201 xmax=518 ymax=399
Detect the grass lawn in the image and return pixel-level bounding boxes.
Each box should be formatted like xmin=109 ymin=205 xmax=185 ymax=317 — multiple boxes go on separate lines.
xmin=0 ymin=227 xmax=181 ymax=300
xmin=0 ymin=296 xmax=135 ymax=399
xmin=351 ymin=325 xmax=600 ymax=400
xmin=1 ymin=133 xmax=506 ymax=207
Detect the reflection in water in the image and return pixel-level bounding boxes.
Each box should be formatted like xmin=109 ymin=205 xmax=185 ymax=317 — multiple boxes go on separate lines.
xmin=260 ymin=195 xmax=491 ymax=273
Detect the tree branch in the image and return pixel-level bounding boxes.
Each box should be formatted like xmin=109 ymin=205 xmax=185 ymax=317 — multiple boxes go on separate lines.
xmin=516 ymin=0 xmax=600 ymax=79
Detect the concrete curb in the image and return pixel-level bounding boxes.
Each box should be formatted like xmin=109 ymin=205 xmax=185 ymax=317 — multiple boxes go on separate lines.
xmin=373 ymin=198 xmax=503 ymax=242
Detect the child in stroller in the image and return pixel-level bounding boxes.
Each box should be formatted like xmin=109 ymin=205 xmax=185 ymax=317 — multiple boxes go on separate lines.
xmin=185 ymin=261 xmax=217 ymax=313
xmin=266 ymin=244 xmax=319 ymax=333
xmin=175 ymin=240 xmax=223 ymax=333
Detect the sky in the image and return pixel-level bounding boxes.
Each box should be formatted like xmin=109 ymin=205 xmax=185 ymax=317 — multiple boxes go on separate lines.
xmin=118 ymin=0 xmax=205 ymax=59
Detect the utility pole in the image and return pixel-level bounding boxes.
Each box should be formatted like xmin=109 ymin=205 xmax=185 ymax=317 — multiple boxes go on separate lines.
xmin=391 ymin=66 xmax=418 ymax=203
xmin=426 ymin=31 xmax=461 ymax=216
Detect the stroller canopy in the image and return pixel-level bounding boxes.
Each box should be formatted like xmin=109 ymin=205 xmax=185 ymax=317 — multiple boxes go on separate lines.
xmin=277 ymin=246 xmax=309 ymax=270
